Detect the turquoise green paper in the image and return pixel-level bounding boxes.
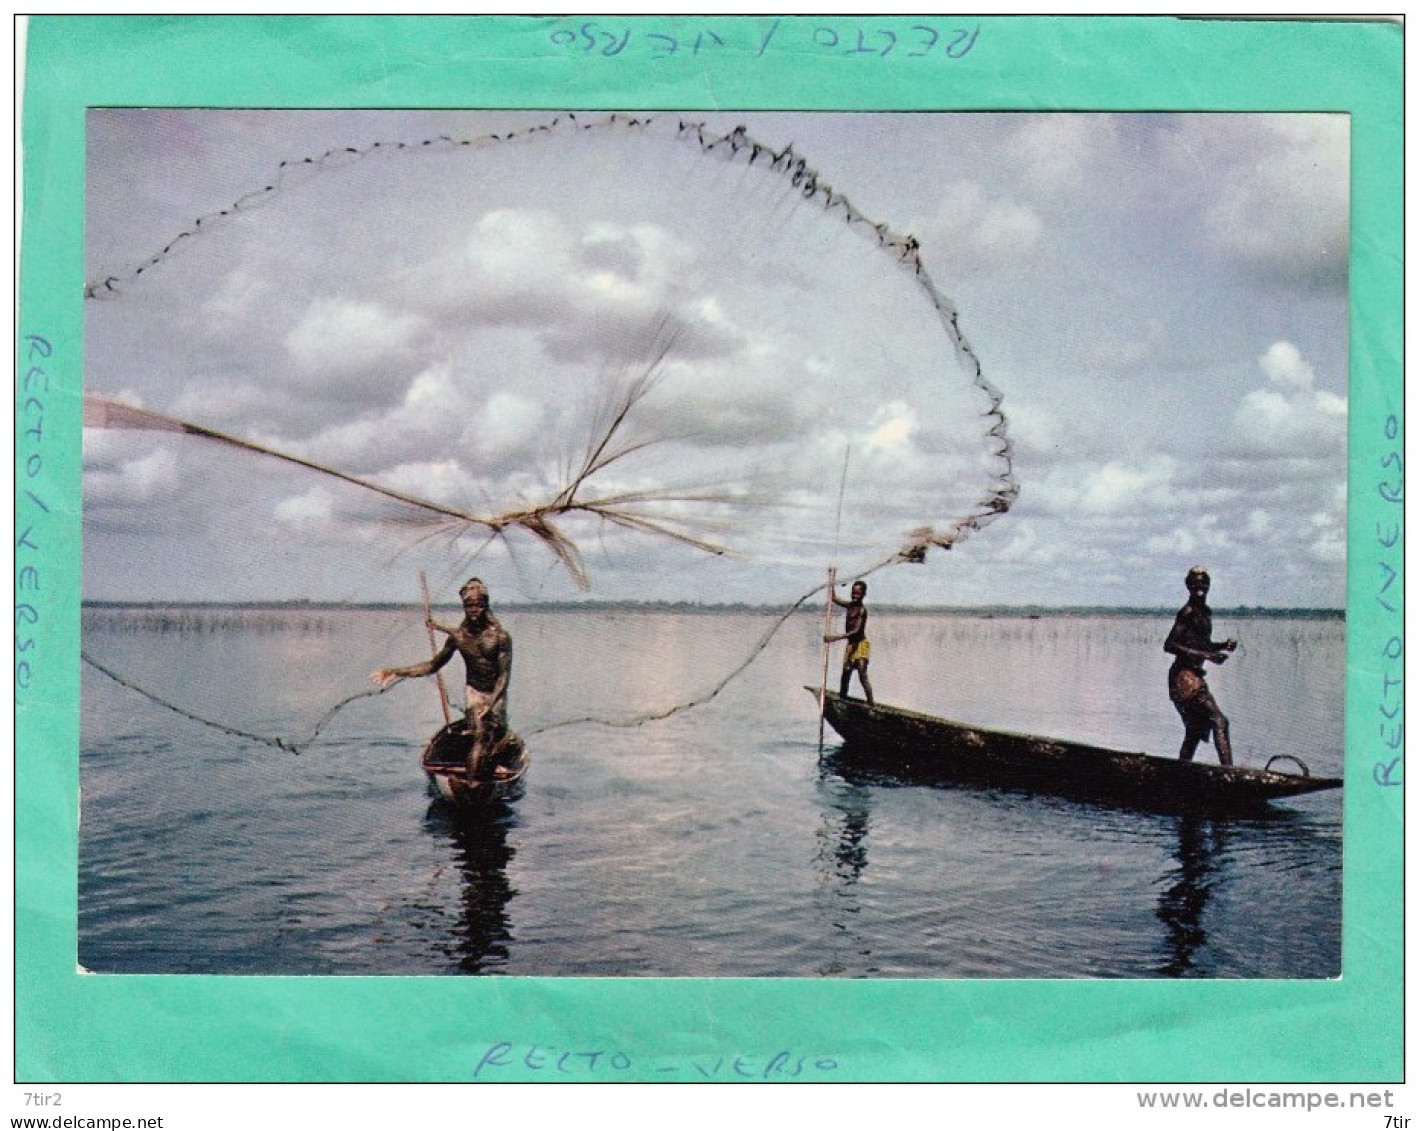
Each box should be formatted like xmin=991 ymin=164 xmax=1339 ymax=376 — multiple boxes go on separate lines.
xmin=17 ymin=15 xmax=1402 ymax=1082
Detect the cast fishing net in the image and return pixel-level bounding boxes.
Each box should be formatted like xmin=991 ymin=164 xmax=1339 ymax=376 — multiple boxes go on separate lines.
xmin=82 ymin=110 xmax=1017 ymax=751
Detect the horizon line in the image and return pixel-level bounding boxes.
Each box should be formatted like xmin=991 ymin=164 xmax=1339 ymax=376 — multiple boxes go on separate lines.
xmin=80 ymin=598 xmax=1346 ymax=617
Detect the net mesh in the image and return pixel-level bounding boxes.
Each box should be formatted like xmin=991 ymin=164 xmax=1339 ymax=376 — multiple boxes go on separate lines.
xmin=83 ymin=111 xmax=1017 ymax=751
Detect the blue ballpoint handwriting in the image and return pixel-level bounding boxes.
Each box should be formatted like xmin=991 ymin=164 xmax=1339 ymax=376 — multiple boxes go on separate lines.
xmin=16 ymin=334 xmax=52 ymax=695
xmin=1373 ymin=412 xmax=1402 ymax=788
xmin=548 ymin=19 xmax=980 ymax=63
xmin=474 ymin=1041 xmax=839 ymax=1080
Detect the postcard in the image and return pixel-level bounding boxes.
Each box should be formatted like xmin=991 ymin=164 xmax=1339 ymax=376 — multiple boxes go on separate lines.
xmin=15 ymin=13 xmax=1404 ymax=1113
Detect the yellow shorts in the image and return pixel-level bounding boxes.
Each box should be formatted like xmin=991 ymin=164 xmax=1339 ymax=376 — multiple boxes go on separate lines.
xmin=844 ymin=640 xmax=870 ymax=665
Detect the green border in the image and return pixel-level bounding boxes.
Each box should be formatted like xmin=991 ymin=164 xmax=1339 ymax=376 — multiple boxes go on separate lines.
xmin=17 ymin=15 xmax=1402 ymax=1082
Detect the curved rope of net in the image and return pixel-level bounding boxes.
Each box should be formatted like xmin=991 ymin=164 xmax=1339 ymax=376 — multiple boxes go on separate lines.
xmin=83 ymin=111 xmax=1016 ymax=532
xmin=80 ymin=649 xmax=386 ymax=755
xmin=80 ymin=550 xmax=918 ymax=754
xmin=520 ymin=537 xmax=962 ymax=737
xmin=82 ymin=112 xmax=1018 ymax=752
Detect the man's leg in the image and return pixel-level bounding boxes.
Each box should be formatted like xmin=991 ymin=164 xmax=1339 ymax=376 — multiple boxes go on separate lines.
xmin=856 ymin=661 xmax=875 ymax=707
xmin=465 ymin=710 xmax=488 ymax=777
xmin=464 ymin=689 xmax=492 ymax=777
xmin=1194 ymin=685 xmax=1233 ymax=767
xmin=484 ymin=699 xmax=510 ymax=772
xmin=1210 ymin=711 xmax=1233 ymax=767
xmin=1177 ymin=709 xmax=1206 ymax=761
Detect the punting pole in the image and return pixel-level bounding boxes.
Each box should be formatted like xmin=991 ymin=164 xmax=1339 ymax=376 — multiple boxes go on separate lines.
xmin=818 ymin=565 xmax=837 ymax=751
xmin=818 ymin=446 xmax=851 ymax=750
xmin=419 ymin=571 xmax=453 ymax=726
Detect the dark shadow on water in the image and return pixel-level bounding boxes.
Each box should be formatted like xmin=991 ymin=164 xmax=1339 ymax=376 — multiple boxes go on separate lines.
xmin=1154 ymin=813 xmax=1224 ymax=977
xmin=1155 ymin=803 xmax=1341 ymax=979
xmin=818 ymin=743 xmax=1339 ymax=979
xmin=423 ymin=801 xmax=521 ymax=974
xmin=819 ymin=740 xmax=1318 ymax=819
xmin=811 ymin=765 xmax=875 ymax=977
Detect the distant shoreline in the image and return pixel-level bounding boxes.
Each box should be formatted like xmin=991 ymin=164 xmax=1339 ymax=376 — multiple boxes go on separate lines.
xmin=80 ymin=600 xmax=1346 ymax=619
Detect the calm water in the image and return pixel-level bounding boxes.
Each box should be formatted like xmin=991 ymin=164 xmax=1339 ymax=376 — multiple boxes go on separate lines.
xmin=79 ymin=608 xmax=1343 ymax=978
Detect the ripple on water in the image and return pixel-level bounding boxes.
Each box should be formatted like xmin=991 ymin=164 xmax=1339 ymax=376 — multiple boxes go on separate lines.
xmin=79 ymin=610 xmax=1343 ymax=976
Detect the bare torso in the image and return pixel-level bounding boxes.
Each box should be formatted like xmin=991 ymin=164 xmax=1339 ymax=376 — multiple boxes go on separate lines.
xmin=443 ymin=616 xmax=511 ymax=692
xmin=843 ymin=602 xmax=867 ymax=644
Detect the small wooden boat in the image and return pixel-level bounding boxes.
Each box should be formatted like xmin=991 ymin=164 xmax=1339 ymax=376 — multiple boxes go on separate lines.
xmin=812 ymin=688 xmax=1341 ymax=813
xmin=421 ymin=722 xmax=529 ymax=808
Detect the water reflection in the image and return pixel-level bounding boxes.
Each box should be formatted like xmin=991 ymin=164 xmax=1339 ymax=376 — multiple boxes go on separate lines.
xmin=1152 ymin=808 xmax=1342 ymax=978
xmin=1155 ymin=814 xmax=1224 ymax=977
xmin=820 ymin=743 xmax=1339 ymax=979
xmin=424 ymin=804 xmax=519 ymax=974
xmin=79 ymin=610 xmax=1343 ymax=977
xmin=812 ymin=763 xmax=874 ymax=977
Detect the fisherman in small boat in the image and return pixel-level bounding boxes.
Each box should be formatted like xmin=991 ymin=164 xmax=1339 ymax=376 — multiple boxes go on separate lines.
xmin=825 ymin=578 xmax=875 ymax=706
xmin=372 ymin=578 xmax=512 ymax=777
xmin=1164 ymin=566 xmax=1237 ymax=766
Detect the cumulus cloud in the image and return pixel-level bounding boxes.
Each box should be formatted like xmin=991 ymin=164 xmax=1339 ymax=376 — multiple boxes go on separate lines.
xmin=1083 ymin=457 xmax=1180 ymax=514
xmin=406 ymin=209 xmax=741 ymax=371
xmin=647 ymin=371 xmax=812 ymax=448
xmin=170 ymin=379 xmax=293 ymax=437
xmin=864 ymin=400 xmax=919 ymax=453
xmin=467 ymin=209 xmax=576 ymax=282
xmin=422 ymin=212 xmax=678 ymax=323
xmin=1144 ymin=513 xmax=1233 ymax=558
xmin=1307 ymin=481 xmax=1347 ymax=565
xmin=478 ymin=391 xmax=546 ymax=458
xmin=1004 ymin=115 xmax=1123 ymax=196
xmin=273 ymin=486 xmax=335 ymax=531
xmin=1168 ymin=115 xmax=1349 ymax=290
xmin=204 ymin=268 xmax=271 ymax=327
xmin=991 ymin=521 xmax=1064 ymax=567
xmin=377 ymin=459 xmax=489 ymax=510
xmin=996 ymin=400 xmax=1080 ymax=464
xmin=81 ymin=109 xmax=1351 ymax=607
xmin=920 ymin=180 xmax=1043 ymax=273
xmin=423 ymin=208 xmax=579 ymax=325
xmin=290 ymin=362 xmax=553 ymax=485
xmin=1232 ymin=341 xmax=1346 ymax=457
xmin=1035 ymin=455 xmax=1180 ymax=518
xmin=285 ymin=296 xmax=428 ymax=388
xmin=82 ymin=447 xmax=182 ymax=507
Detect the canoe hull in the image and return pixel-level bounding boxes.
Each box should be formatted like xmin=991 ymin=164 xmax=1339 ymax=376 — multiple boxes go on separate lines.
xmin=813 ymin=689 xmax=1341 ymax=812
xmin=420 ymin=722 xmax=529 ymax=808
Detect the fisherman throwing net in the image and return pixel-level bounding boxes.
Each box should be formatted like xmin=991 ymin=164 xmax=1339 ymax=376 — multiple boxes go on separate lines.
xmin=81 ymin=110 xmax=1016 ymax=751
xmin=372 ymin=578 xmax=511 ymax=776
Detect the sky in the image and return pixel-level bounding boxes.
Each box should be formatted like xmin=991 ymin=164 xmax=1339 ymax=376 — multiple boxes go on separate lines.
xmin=83 ymin=109 xmax=1350 ymax=609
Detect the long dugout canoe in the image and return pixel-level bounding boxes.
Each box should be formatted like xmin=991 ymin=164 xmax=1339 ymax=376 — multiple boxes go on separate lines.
xmin=812 ymin=688 xmax=1342 ymax=813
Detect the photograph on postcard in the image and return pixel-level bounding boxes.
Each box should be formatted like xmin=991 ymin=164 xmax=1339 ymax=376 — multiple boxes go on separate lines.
xmin=79 ymin=108 xmax=1346 ymax=978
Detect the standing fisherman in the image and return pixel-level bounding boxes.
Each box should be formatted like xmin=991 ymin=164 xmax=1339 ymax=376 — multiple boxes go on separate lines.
xmin=825 ymin=579 xmax=875 ymax=706
xmin=1164 ymin=566 xmax=1237 ymax=765
xmin=373 ymin=578 xmax=512 ymax=776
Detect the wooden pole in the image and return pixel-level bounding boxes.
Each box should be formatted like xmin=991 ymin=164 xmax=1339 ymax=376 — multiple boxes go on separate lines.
xmin=818 ymin=445 xmax=852 ymax=750
xmin=818 ymin=565 xmax=837 ymax=750
xmin=420 ymin=571 xmax=453 ymax=726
